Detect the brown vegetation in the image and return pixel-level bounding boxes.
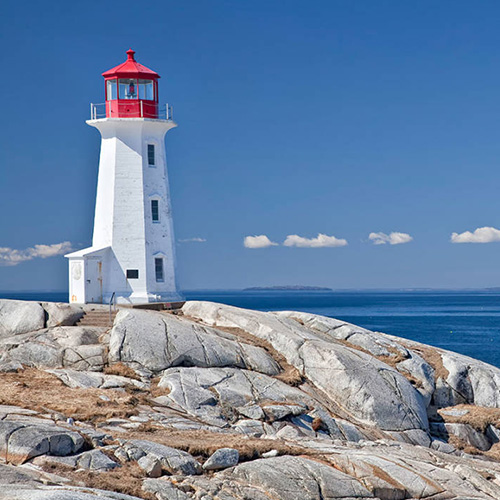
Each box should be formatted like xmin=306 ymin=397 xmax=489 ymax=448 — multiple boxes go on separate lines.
xmin=127 ymin=427 xmax=307 ymax=460
xmin=0 ymin=369 xmax=144 ymax=424
xmin=41 ymin=461 xmax=156 ymax=500
xmin=103 ymin=362 xmax=141 ymax=381
xmin=438 ymin=404 xmax=500 ymax=432
xmin=399 ymin=342 xmax=449 ymax=380
xmin=311 ymin=417 xmax=324 ymax=432
xmin=377 ymin=345 xmax=410 ymax=366
xmin=447 ymin=434 xmax=482 ymax=456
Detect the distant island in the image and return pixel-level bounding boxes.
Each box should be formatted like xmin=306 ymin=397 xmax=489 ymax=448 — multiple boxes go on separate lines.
xmin=243 ymin=285 xmax=332 ymax=291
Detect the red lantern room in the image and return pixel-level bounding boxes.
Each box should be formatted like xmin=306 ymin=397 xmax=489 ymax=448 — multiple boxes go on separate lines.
xmin=102 ymin=49 xmax=160 ymax=119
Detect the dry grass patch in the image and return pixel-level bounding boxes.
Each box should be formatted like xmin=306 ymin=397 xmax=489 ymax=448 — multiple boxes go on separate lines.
xmin=447 ymin=434 xmax=482 ymax=456
xmin=103 ymin=362 xmax=141 ymax=381
xmin=438 ymin=405 xmax=500 ymax=433
xmin=41 ymin=461 xmax=156 ymax=500
xmin=274 ymin=365 xmax=302 ymax=386
xmin=0 ymin=368 xmax=146 ymax=424
xmin=399 ymin=342 xmax=449 ymax=381
xmin=485 ymin=442 xmax=500 ymax=462
xmin=127 ymin=427 xmax=307 ymax=460
xmin=149 ymin=377 xmax=171 ymax=398
xmin=376 ymin=346 xmax=410 ymax=367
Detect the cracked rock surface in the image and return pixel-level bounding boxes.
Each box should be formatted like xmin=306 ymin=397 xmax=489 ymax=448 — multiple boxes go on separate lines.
xmin=1 ymin=299 xmax=500 ymax=498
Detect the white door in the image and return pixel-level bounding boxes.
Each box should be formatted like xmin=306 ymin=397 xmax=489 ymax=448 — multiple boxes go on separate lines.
xmin=85 ymin=259 xmax=103 ymax=304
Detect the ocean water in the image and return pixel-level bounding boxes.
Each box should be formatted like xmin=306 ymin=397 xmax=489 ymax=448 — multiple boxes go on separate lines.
xmin=1 ymin=290 xmax=500 ymax=369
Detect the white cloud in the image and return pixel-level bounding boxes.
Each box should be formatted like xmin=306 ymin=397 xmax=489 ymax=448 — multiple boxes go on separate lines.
xmin=244 ymin=235 xmax=278 ymax=249
xmin=0 ymin=241 xmax=73 ymax=266
xmin=178 ymin=237 xmax=207 ymax=243
xmin=283 ymin=233 xmax=348 ymax=248
xmin=369 ymin=232 xmax=413 ymax=245
xmin=451 ymin=226 xmax=500 ymax=244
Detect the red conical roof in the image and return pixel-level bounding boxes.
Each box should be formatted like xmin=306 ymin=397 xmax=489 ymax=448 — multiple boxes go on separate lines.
xmin=102 ymin=49 xmax=160 ymax=79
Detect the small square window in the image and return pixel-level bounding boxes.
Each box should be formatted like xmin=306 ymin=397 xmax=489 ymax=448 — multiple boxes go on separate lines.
xmin=155 ymin=258 xmax=164 ymax=282
xmin=126 ymin=269 xmax=139 ymax=279
xmin=148 ymin=144 xmax=155 ymax=166
xmin=151 ymin=199 xmax=159 ymax=222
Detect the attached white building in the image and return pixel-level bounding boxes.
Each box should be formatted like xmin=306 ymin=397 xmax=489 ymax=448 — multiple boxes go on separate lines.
xmin=66 ymin=49 xmax=180 ymax=304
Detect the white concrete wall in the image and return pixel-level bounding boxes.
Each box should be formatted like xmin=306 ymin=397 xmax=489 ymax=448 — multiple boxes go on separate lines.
xmin=142 ymin=121 xmax=178 ymax=300
xmin=86 ymin=118 xmax=179 ymax=304
xmin=68 ymin=259 xmax=86 ymax=304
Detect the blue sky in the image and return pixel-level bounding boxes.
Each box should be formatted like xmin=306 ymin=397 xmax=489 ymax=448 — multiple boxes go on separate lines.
xmin=1 ymin=0 xmax=500 ymax=291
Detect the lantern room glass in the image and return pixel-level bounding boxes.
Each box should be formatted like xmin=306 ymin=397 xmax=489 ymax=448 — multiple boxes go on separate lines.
xmin=106 ymin=80 xmax=117 ymax=100
xmin=119 ymin=79 xmax=138 ymax=99
xmin=138 ymin=80 xmax=154 ymax=100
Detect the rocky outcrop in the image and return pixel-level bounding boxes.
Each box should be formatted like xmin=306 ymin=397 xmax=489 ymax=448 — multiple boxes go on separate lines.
xmin=0 ymin=300 xmax=45 ymax=337
xmin=219 ymin=455 xmax=374 ymax=498
xmin=0 ymin=326 xmax=106 ymax=372
xmin=42 ymin=302 xmax=84 ymax=328
xmin=109 ymin=309 xmax=280 ymax=376
xmin=0 ymin=420 xmax=84 ymax=464
xmin=183 ymin=302 xmax=429 ymax=431
xmin=1 ymin=299 xmax=500 ymax=499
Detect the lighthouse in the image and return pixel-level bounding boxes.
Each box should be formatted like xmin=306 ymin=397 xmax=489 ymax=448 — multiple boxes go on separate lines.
xmin=66 ymin=49 xmax=180 ymax=304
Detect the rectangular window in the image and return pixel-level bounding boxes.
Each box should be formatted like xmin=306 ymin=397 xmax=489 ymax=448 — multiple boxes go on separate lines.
xmin=155 ymin=258 xmax=164 ymax=282
xmin=151 ymin=199 xmax=159 ymax=222
xmin=148 ymin=144 xmax=155 ymax=166
xmin=138 ymin=79 xmax=154 ymax=100
xmin=126 ymin=269 xmax=139 ymax=279
xmin=106 ymin=80 xmax=117 ymax=100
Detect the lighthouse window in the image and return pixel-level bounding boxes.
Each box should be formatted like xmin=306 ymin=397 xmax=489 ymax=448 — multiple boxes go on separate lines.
xmin=119 ymin=79 xmax=138 ymax=99
xmin=126 ymin=269 xmax=139 ymax=279
xmin=148 ymin=144 xmax=155 ymax=166
xmin=138 ymin=80 xmax=154 ymax=100
xmin=155 ymin=258 xmax=164 ymax=282
xmin=106 ymin=80 xmax=117 ymax=100
xmin=151 ymin=200 xmax=159 ymax=222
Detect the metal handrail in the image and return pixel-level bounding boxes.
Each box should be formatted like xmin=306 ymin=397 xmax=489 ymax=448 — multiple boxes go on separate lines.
xmin=90 ymin=102 xmax=173 ymax=120
xmin=109 ymin=292 xmax=116 ymax=325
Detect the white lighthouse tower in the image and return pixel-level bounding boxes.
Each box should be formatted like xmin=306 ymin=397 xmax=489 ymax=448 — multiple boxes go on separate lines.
xmin=66 ymin=49 xmax=180 ymax=304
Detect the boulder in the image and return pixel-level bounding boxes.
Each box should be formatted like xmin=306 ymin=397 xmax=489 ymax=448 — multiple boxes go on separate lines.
xmin=76 ymin=449 xmax=118 ymax=471
xmin=50 ymin=326 xmax=102 ymax=348
xmin=130 ymin=440 xmax=202 ymax=475
xmin=138 ymin=455 xmax=162 ymax=477
xmin=0 ymin=421 xmax=84 ymax=464
xmin=439 ymin=351 xmax=500 ymax=408
xmin=109 ymin=309 xmax=279 ymax=375
xmin=0 ymin=300 xmax=45 ymax=337
xmin=203 ymin=448 xmax=239 ymax=470
xmin=2 ymin=339 xmax=62 ymax=369
xmin=0 ymin=327 xmax=105 ymax=372
xmin=143 ymin=479 xmax=191 ymax=500
xmin=42 ymin=303 xmax=84 ymax=328
xmin=236 ymin=404 xmax=265 ymax=420
xmin=262 ymin=404 xmax=305 ymax=421
xmin=33 ymin=449 xmax=118 ymax=471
